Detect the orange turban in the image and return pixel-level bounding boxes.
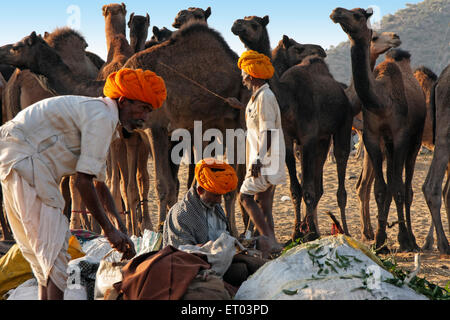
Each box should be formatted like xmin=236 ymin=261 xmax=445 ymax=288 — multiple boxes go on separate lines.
xmin=195 ymin=158 xmax=238 ymax=195
xmin=238 ymin=50 xmax=274 ymax=80
xmin=103 ymin=68 xmax=167 ymax=109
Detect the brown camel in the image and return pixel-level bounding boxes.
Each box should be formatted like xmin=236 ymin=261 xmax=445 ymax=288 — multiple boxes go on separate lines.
xmin=232 ymin=16 xmax=353 ymax=241
xmin=422 ymin=64 xmax=450 ymax=255
xmin=128 ymin=13 xmax=150 ymax=53
xmin=331 ymin=7 xmax=426 ymax=253
xmin=172 ymin=7 xmax=211 ymax=28
xmin=414 ymin=66 xmax=437 ymax=151
xmin=355 ymin=49 xmax=428 ymax=244
xmin=102 ymin=2 xmax=127 ymax=53
xmin=0 ymin=32 xmax=130 ymax=235
xmin=145 ymin=26 xmax=173 ymax=48
xmin=123 ymin=22 xmax=248 ymax=236
xmin=44 ymin=27 xmax=99 ymax=79
xmin=99 ymin=7 xmax=154 ymax=236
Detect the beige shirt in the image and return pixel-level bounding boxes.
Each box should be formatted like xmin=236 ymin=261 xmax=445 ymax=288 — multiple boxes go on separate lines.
xmin=0 ymin=95 xmax=120 ymax=209
xmin=245 ymin=83 xmax=286 ymax=185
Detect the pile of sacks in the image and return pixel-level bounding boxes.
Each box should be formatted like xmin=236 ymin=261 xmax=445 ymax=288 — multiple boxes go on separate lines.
xmin=235 ymin=235 xmax=428 ymax=300
xmin=1 ymin=229 xmax=161 ymax=300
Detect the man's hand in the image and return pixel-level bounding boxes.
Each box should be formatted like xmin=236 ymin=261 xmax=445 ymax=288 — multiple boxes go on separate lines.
xmin=225 ymin=97 xmax=245 ymax=110
xmin=104 ymin=228 xmax=136 ymax=260
xmin=251 ymin=159 xmax=263 ymax=178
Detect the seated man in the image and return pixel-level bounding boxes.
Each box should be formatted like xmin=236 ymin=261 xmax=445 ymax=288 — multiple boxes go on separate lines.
xmin=163 ymin=158 xmax=265 ymax=288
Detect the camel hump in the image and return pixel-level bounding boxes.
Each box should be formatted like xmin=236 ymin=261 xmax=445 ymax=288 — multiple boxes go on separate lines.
xmin=414 ymin=66 xmax=438 ymax=82
xmin=44 ymin=27 xmax=87 ymax=50
xmin=385 ymin=48 xmax=411 ymax=62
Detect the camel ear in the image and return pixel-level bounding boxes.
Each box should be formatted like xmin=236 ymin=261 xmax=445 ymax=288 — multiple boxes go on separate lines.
xmin=205 ymin=7 xmax=211 ymax=20
xmin=44 ymin=31 xmax=50 ymax=39
xmin=146 ymin=13 xmax=150 ymax=24
xmin=365 ymin=8 xmax=374 ymax=19
xmin=153 ymin=26 xmax=160 ymax=36
xmin=102 ymin=5 xmax=108 ymax=16
xmin=282 ymin=35 xmax=291 ymax=48
xmin=262 ymin=15 xmax=270 ymax=27
xmin=121 ymin=2 xmax=127 ymax=14
xmin=128 ymin=13 xmax=134 ymax=27
xmin=27 ymin=31 xmax=37 ymax=46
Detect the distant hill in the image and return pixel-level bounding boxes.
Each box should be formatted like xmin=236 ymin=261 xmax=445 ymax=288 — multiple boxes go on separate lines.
xmin=325 ymin=0 xmax=450 ymax=84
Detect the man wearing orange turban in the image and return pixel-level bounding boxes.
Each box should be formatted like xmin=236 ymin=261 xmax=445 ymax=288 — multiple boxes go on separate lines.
xmin=0 ymin=67 xmax=166 ymax=299
xmin=163 ymin=158 xmax=237 ymax=249
xmin=226 ymin=51 xmax=286 ymax=258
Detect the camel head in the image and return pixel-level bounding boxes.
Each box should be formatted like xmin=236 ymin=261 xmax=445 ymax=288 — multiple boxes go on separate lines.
xmin=275 ymin=35 xmax=327 ymax=67
xmin=102 ymin=2 xmax=127 ymax=17
xmin=151 ymin=26 xmax=173 ymax=43
xmin=128 ymin=13 xmax=150 ymax=52
xmin=0 ymin=32 xmax=62 ymax=73
xmin=172 ymin=7 xmax=211 ymax=29
xmin=371 ymin=31 xmax=401 ymax=56
xmin=231 ymin=15 xmax=270 ymax=53
xmin=330 ymin=7 xmax=373 ymax=43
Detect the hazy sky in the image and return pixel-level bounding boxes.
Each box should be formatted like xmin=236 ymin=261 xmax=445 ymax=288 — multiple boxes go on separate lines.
xmin=0 ymin=0 xmax=424 ymax=60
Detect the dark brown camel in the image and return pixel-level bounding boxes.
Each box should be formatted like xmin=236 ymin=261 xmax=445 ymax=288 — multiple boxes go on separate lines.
xmin=172 ymin=7 xmax=211 ymax=29
xmin=128 ymin=12 xmax=150 ymax=53
xmin=145 ymin=26 xmax=173 ymax=49
xmin=123 ymin=22 xmax=248 ymax=236
xmin=331 ymin=7 xmax=426 ymax=253
xmin=232 ymin=16 xmax=353 ymax=240
xmin=422 ymin=64 xmax=450 ymax=255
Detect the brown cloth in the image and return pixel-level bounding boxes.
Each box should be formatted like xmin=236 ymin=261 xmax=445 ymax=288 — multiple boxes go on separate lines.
xmin=115 ymin=245 xmax=211 ymax=300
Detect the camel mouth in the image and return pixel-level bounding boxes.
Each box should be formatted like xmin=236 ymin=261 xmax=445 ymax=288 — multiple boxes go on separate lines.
xmin=0 ymin=44 xmax=14 ymax=63
xmin=231 ymin=23 xmax=244 ymax=36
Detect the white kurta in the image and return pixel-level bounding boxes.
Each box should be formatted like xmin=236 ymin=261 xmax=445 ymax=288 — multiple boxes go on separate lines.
xmin=0 ymin=95 xmax=120 ymax=290
xmin=240 ymin=84 xmax=286 ymax=195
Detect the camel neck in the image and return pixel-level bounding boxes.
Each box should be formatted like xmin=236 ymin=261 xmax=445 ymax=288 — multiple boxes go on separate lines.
xmin=350 ymin=39 xmax=382 ymax=112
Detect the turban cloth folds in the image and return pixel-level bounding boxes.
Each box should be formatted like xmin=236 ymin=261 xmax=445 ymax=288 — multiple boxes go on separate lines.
xmin=237 ymin=50 xmax=274 ymax=80
xmin=195 ymin=159 xmax=238 ymax=195
xmin=103 ymin=68 xmax=167 ymax=109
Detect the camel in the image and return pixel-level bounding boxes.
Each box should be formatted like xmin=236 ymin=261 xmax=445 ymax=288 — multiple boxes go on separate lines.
xmin=331 ymin=7 xmax=426 ymax=253
xmin=0 ymin=32 xmax=130 ymax=234
xmin=145 ymin=26 xmax=173 ymax=49
xmin=44 ymin=27 xmax=99 ymax=79
xmin=354 ymin=49 xmax=429 ymax=244
xmin=102 ymin=3 xmax=127 ymax=54
xmin=422 ymin=64 xmax=450 ymax=255
xmin=128 ymin=13 xmax=150 ymax=53
xmin=172 ymin=7 xmax=211 ymax=29
xmin=232 ymin=16 xmax=353 ymax=241
xmin=0 ymin=64 xmax=16 ymax=82
xmin=122 ymin=22 xmax=248 ymax=236
xmin=414 ymin=66 xmax=437 ymax=151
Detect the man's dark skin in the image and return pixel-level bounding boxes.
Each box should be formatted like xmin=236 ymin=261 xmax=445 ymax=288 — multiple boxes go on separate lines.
xmin=226 ymin=71 xmax=282 ymax=257
xmin=39 ymin=97 xmax=151 ymax=300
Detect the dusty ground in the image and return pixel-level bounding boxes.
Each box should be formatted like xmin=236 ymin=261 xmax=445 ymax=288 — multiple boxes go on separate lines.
xmin=1 ymin=153 xmax=449 ymax=289
xmin=146 ymin=153 xmax=450 ymax=288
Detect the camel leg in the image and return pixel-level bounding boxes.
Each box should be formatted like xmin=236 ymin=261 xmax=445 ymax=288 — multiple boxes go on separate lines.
xmin=422 ymin=220 xmax=435 ymax=251
xmin=137 ymin=131 xmax=152 ymax=232
xmin=286 ymin=146 xmax=303 ymax=240
xmin=147 ymin=127 xmax=178 ymax=232
xmin=107 ymin=139 xmax=127 ymax=229
xmin=364 ymin=134 xmax=389 ymax=253
xmin=387 ymin=136 xmax=416 ymax=252
xmin=333 ymin=120 xmax=352 ymax=235
xmin=422 ymin=143 xmax=450 ymax=254
xmin=444 ymin=165 xmax=450 ymax=235
xmin=356 ymin=149 xmax=375 ymax=241
xmin=300 ymin=140 xmax=320 ymax=241
xmin=404 ymin=133 xmax=423 ymax=251
xmin=355 ymin=130 xmax=364 ymax=159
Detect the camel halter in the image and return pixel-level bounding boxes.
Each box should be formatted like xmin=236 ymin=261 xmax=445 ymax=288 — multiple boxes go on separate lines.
xmin=157 ymin=61 xmax=229 ymax=103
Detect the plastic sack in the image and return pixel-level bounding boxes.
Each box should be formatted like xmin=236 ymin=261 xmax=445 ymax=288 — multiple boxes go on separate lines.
xmin=94 ymin=251 xmax=128 ymax=300
xmin=6 ymin=278 xmax=39 ymax=300
xmin=235 ymin=235 xmax=429 ymax=300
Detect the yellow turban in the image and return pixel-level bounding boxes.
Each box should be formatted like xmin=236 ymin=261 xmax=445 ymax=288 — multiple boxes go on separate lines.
xmin=195 ymin=158 xmax=238 ymax=195
xmin=103 ymin=68 xmax=167 ymax=109
xmin=238 ymin=50 xmax=274 ymax=80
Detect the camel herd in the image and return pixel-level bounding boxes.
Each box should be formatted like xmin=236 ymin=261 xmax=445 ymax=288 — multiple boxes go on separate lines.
xmin=0 ymin=4 xmax=448 ymax=256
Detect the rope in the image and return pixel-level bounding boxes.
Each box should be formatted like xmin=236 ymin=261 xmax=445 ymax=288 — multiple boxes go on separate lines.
xmin=71 ymin=210 xmax=129 ymax=216
xmin=157 ymin=61 xmax=229 ymax=103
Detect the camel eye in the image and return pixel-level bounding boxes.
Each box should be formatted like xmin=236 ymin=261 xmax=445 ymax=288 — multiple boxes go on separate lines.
xmin=372 ymin=36 xmax=379 ymax=41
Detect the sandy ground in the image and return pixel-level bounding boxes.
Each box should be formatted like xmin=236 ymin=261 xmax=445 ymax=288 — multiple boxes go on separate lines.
xmin=146 ymin=152 xmax=449 ymax=288
xmin=1 ymin=153 xmax=449 ymax=289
